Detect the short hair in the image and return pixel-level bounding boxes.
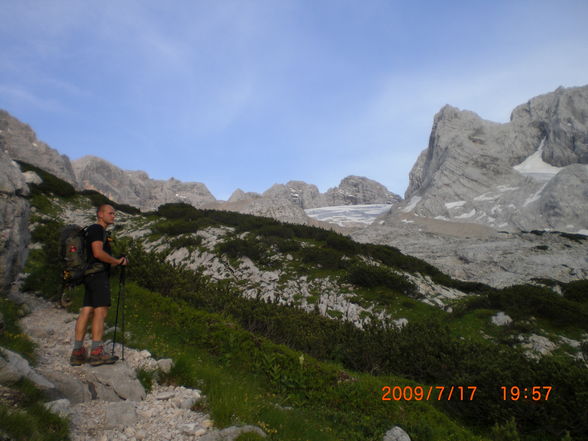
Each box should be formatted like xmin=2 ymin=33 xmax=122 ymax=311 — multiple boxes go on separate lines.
xmin=96 ymin=204 xmax=114 ymax=215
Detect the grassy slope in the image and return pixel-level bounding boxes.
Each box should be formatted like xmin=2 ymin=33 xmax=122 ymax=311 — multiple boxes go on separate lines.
xmin=19 ymin=167 xmax=588 ymax=441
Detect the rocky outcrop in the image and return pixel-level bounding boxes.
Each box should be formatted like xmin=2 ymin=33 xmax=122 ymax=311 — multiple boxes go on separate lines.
xmin=324 ymin=176 xmax=402 ymax=206
xmin=243 ymin=176 xmax=401 ymax=210
xmin=220 ymin=176 xmax=401 ymax=225
xmin=0 ymin=110 xmax=78 ymax=186
xmin=227 ymin=188 xmax=261 ymax=203
xmin=262 ymin=181 xmax=325 ymax=208
xmin=0 ymin=151 xmax=30 ymax=294
xmin=353 ymin=213 xmax=588 ymax=288
xmin=73 ymin=155 xmax=216 ymax=211
xmin=401 ymin=85 xmax=588 ymax=233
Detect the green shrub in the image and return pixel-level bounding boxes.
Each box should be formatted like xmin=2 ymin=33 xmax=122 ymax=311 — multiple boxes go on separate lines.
xmin=16 ymin=161 xmax=76 ymax=197
xmin=255 ymin=224 xmax=295 ymax=239
xmin=346 ymin=264 xmax=416 ymax=295
xmin=562 ymin=280 xmax=588 ymax=304
xmin=325 ymin=233 xmax=358 ymax=254
xmin=299 ymin=247 xmax=343 ymax=270
xmin=169 ymin=235 xmax=203 ymax=249
xmin=80 ymin=190 xmax=140 ymax=214
xmin=273 ymin=238 xmax=301 ymax=253
xmin=487 ymin=285 xmax=588 ymax=329
xmin=23 ymin=218 xmax=64 ymax=300
xmin=152 ymin=218 xmax=200 ymax=236
xmin=157 ymin=202 xmax=201 ymax=219
xmin=217 ymin=237 xmax=264 ymax=262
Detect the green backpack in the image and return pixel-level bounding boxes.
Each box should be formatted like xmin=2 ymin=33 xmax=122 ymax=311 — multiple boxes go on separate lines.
xmin=59 ymin=224 xmax=106 ymax=288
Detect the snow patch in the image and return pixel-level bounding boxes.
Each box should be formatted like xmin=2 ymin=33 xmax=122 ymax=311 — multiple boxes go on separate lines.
xmin=445 ymin=200 xmax=466 ymax=209
xmin=497 ymin=185 xmax=519 ymax=192
xmin=474 ymin=193 xmax=499 ymax=201
xmin=523 ymin=183 xmax=548 ymax=207
xmin=304 ymin=204 xmax=392 ymax=227
xmin=577 ymin=229 xmax=588 ymax=236
xmin=514 ymin=138 xmax=563 ymax=182
xmin=455 ymin=209 xmax=476 ymax=219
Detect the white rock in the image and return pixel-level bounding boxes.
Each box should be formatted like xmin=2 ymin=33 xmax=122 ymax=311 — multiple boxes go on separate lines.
xmin=180 ymin=423 xmax=197 ymax=435
xmin=44 ymin=399 xmax=71 ymax=418
xmin=491 ymin=311 xmax=513 ymax=326
xmin=383 ymin=426 xmax=411 ymax=441
xmin=156 ymin=391 xmax=176 ymax=400
xmin=139 ymin=349 xmax=151 ymax=359
xmin=157 ymin=358 xmax=174 ymax=374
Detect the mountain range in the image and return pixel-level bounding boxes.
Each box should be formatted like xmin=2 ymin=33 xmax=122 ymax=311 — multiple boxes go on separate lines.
xmin=1 ymin=84 xmax=587 ymax=288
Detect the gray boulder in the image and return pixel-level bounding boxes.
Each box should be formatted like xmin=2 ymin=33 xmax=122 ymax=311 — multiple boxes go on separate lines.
xmin=104 ymin=401 xmax=138 ymax=428
xmin=0 ymin=347 xmax=54 ymax=389
xmin=82 ymin=362 xmax=146 ymax=401
xmin=41 ymin=370 xmax=93 ymax=404
xmin=44 ymin=398 xmax=72 ymax=418
xmin=157 ymin=358 xmax=173 ymax=374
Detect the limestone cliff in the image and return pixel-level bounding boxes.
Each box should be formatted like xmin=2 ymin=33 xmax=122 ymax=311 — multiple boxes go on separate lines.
xmin=402 ymin=85 xmax=588 ymax=233
xmin=73 ymin=156 xmax=216 ymax=212
xmin=0 ymin=151 xmax=30 ymax=293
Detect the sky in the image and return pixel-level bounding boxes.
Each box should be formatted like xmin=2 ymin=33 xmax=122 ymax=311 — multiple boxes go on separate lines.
xmin=1 ymin=1 xmax=587 ymax=201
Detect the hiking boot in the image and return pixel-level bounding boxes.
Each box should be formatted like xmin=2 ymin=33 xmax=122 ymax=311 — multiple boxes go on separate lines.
xmin=89 ymin=346 xmax=118 ymax=366
xmin=69 ymin=347 xmax=87 ymax=366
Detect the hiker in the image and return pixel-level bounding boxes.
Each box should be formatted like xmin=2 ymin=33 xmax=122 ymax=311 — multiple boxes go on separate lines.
xmin=70 ymin=204 xmax=128 ymax=366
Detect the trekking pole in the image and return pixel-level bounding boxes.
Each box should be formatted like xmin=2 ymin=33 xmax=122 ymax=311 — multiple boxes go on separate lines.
xmin=111 ymin=267 xmax=123 ymax=358
xmin=120 ymin=265 xmax=126 ymax=361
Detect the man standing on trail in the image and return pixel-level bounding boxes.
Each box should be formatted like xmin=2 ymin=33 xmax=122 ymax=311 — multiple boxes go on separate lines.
xmin=70 ymin=204 xmax=128 ymax=366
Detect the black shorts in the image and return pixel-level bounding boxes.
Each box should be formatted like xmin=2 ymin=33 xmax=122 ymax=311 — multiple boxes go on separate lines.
xmin=83 ymin=272 xmax=111 ymax=308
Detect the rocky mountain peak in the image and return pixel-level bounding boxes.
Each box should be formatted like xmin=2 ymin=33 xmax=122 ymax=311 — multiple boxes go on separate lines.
xmin=325 ymin=175 xmax=402 ymax=206
xmin=401 ymin=84 xmax=588 ymax=233
xmin=0 ymin=109 xmax=78 ymax=186
xmin=510 ymin=85 xmax=588 ymax=167
xmin=72 ymin=156 xmax=216 ymax=211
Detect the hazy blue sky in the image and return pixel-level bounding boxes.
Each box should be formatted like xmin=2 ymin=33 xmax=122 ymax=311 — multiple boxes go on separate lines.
xmin=1 ymin=1 xmax=587 ymax=200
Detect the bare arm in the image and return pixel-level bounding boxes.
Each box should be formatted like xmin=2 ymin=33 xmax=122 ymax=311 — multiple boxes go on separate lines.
xmin=91 ymin=241 xmax=127 ymax=266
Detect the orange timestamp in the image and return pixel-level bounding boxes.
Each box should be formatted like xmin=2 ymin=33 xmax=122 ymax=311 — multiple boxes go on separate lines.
xmin=500 ymin=386 xmax=552 ymax=401
xmin=382 ymin=385 xmax=478 ymax=401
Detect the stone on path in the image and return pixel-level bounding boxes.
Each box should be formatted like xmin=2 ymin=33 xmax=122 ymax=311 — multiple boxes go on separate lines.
xmin=104 ymin=401 xmax=138 ymax=428
xmin=0 ymin=346 xmax=54 ymax=389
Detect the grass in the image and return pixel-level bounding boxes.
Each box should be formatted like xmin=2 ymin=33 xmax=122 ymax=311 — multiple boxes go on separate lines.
xmin=0 ymin=378 xmax=70 ymax=441
xmin=63 ymin=280 xmax=487 ymax=441
xmin=21 ymin=179 xmax=588 ymax=441
xmin=0 ymin=298 xmax=37 ymax=363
